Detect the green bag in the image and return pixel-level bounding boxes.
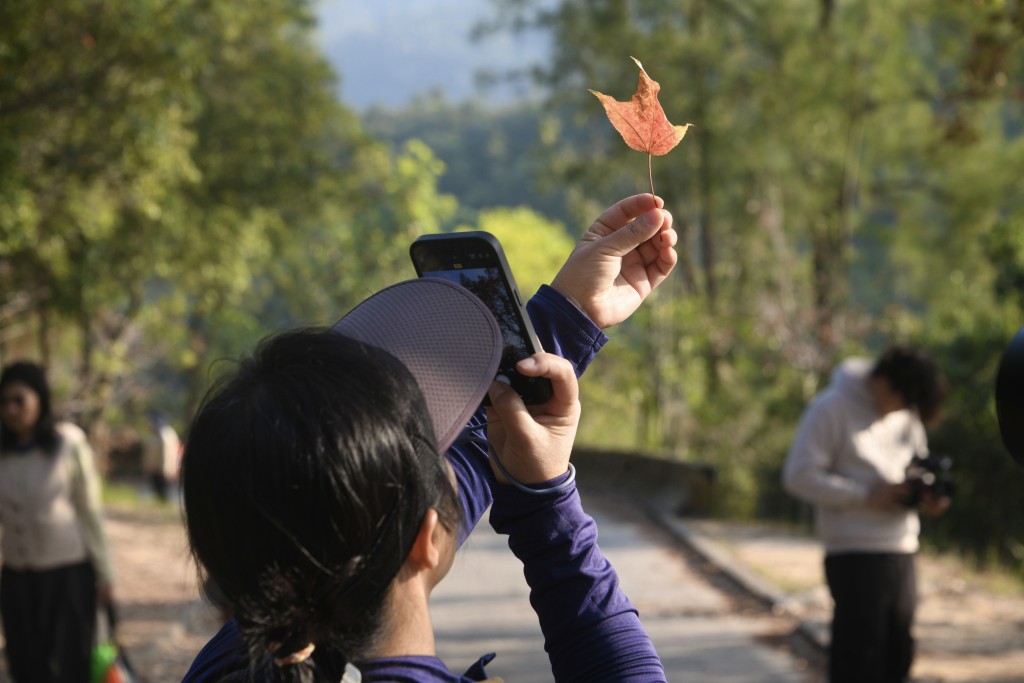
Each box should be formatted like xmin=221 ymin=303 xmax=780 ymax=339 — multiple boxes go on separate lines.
xmin=90 ymin=640 xmax=118 ymax=683
xmin=90 ymin=603 xmax=139 ymax=683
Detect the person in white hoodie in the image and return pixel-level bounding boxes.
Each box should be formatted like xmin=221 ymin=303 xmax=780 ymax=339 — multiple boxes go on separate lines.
xmin=783 ymin=345 xmax=949 ymax=683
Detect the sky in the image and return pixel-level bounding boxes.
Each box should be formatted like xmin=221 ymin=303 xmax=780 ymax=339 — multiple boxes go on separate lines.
xmin=313 ymin=0 xmax=551 ymax=110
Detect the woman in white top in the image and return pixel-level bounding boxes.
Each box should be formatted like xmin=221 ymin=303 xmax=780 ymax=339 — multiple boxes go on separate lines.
xmin=0 ymin=361 xmax=115 ymax=683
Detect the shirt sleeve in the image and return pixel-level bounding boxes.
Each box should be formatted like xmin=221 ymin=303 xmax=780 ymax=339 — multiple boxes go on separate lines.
xmin=527 ymin=285 xmax=608 ymax=378
xmin=66 ymin=427 xmax=116 ymax=584
xmin=782 ymin=397 xmax=871 ymax=507
xmin=489 ymin=483 xmax=665 ymax=682
xmin=911 ymin=418 xmax=929 ymax=457
xmin=448 ymin=411 xmax=496 ymax=547
xmin=447 ymin=285 xmax=611 ymax=547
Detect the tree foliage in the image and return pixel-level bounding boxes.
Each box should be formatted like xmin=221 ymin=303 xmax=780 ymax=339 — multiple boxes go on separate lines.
xmin=0 ymin=0 xmax=455 ymax=439
xmin=484 ymin=0 xmax=1024 ymax=561
xmin=363 ymin=93 xmax=575 ymax=225
xmin=4 ymin=0 xmax=1024 ymax=573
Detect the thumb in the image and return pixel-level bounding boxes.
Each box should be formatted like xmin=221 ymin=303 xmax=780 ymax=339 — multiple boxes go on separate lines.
xmin=486 ymin=375 xmax=534 ymax=435
xmin=486 ymin=375 xmax=515 ymax=407
xmin=485 ymin=376 xmax=520 ymax=413
xmin=601 ymin=208 xmax=665 ymax=256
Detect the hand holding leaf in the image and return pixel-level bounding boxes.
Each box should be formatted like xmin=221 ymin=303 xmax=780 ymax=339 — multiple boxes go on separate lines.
xmin=590 ymin=57 xmax=691 ymax=196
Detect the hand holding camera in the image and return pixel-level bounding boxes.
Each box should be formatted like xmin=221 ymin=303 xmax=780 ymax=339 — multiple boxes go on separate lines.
xmin=903 ymin=453 xmax=954 ymax=514
xmin=866 ymin=453 xmax=953 ymax=515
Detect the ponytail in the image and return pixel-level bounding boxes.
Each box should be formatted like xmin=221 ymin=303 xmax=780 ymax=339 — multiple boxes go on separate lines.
xmin=184 ymin=331 xmax=458 ymax=680
xmin=270 ymin=643 xmax=318 ymax=683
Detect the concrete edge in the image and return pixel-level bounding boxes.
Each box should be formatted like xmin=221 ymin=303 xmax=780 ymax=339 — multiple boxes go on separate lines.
xmin=644 ymin=507 xmax=829 ymax=654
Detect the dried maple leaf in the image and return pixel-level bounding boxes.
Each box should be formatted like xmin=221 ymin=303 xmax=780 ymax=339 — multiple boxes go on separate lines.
xmin=589 ymin=56 xmax=692 ymax=196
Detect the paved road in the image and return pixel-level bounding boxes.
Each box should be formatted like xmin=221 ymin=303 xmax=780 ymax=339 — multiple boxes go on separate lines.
xmin=0 ymin=495 xmax=822 ymax=683
xmin=433 ymin=495 xmax=820 ymax=682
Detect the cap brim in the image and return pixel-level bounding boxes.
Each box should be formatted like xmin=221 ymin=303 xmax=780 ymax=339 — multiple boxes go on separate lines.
xmin=331 ymin=278 xmax=502 ymax=452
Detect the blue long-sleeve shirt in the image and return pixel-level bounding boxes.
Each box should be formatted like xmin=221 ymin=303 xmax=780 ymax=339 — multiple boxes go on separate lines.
xmin=181 ymin=285 xmax=666 ymax=682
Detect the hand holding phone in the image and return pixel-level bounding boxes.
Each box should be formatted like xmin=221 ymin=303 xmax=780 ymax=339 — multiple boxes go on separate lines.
xmin=410 ymin=231 xmax=553 ymax=405
xmin=485 ymin=353 xmax=580 ymax=485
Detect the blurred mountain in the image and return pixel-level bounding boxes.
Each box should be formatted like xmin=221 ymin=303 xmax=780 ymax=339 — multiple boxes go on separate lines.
xmin=314 ymin=0 xmax=550 ymax=111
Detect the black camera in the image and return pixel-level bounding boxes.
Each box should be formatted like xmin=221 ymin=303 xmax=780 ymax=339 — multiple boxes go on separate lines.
xmin=903 ymin=453 xmax=954 ymax=508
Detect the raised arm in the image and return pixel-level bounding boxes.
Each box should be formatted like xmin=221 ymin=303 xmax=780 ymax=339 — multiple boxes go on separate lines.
xmin=550 ymin=193 xmax=676 ymax=330
xmin=485 ymin=354 xmax=665 ymax=682
xmin=449 ymin=194 xmax=679 ymax=543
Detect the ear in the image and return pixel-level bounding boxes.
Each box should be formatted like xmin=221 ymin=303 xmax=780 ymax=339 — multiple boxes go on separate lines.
xmin=404 ymin=508 xmax=443 ymax=572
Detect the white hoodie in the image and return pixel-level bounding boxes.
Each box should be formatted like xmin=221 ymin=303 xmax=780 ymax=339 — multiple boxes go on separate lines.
xmin=782 ymin=358 xmax=925 ymax=554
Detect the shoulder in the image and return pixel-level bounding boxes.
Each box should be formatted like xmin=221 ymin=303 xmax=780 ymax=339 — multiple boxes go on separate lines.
xmin=828 ymin=358 xmax=871 ymax=394
xmin=801 ymin=384 xmax=844 ymax=423
xmin=794 ymin=380 xmax=854 ymax=444
xmin=817 ymin=357 xmax=873 ymax=410
xmin=183 ymin=620 xmax=252 ymax=683
xmin=837 ymin=356 xmax=872 ymax=379
xmin=55 ymin=422 xmax=91 ymax=453
xmin=357 ymin=655 xmax=474 ymax=682
xmin=55 ymin=421 xmax=86 ymax=438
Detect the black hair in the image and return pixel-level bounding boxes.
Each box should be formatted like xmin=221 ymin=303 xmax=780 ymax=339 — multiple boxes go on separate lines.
xmin=0 ymin=361 xmax=60 ymax=454
xmin=182 ymin=328 xmax=460 ymax=683
xmin=871 ymin=345 xmax=948 ymax=425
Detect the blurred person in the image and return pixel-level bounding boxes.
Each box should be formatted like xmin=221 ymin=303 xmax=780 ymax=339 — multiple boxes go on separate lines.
xmin=0 ymin=361 xmax=116 ymax=683
xmin=783 ymin=345 xmax=950 ymax=683
xmin=181 ymin=194 xmax=677 ymax=682
xmin=143 ymin=412 xmax=182 ymax=503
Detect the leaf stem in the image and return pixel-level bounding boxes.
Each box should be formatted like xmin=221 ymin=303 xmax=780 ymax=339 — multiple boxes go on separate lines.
xmin=648 ymin=153 xmax=655 ymax=197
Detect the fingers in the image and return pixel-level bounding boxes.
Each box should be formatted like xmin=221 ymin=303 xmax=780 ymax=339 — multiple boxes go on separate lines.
xmin=485 ymin=354 xmax=579 ymax=485
xmin=515 ymin=353 xmax=579 ymax=416
xmin=626 ymin=210 xmax=677 ymax=295
xmin=599 ymin=208 xmax=672 ymax=257
xmin=486 ymin=375 xmax=529 ymax=432
xmin=642 ymin=240 xmax=678 ymax=290
xmin=869 ymin=483 xmax=911 ymax=509
xmin=591 ymin=193 xmax=661 ymax=236
xmin=588 ymin=194 xmax=672 ymax=255
xmin=636 ymin=211 xmax=677 ymax=261
xmin=486 ymin=353 xmax=579 ymax=423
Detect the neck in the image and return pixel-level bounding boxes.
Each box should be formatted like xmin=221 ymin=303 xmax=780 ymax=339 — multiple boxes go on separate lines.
xmin=370 ymin=574 xmax=436 ymax=659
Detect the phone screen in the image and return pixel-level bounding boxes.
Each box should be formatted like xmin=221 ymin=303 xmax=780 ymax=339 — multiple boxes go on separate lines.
xmin=410 ymin=233 xmax=551 ymax=404
xmin=420 ymin=264 xmax=531 ymax=376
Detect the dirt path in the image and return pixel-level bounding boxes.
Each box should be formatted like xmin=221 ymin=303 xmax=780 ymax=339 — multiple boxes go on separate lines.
xmin=0 ymin=502 xmax=221 ymax=683
xmin=682 ymin=519 xmax=1024 ymax=683
xmin=100 ymin=504 xmax=222 ymax=682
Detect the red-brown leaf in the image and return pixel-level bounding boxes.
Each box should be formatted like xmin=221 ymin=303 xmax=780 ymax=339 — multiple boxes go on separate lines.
xmin=590 ymin=57 xmax=691 ymax=156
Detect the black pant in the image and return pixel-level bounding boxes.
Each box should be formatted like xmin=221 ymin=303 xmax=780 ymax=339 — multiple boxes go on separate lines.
xmin=0 ymin=561 xmax=96 ymax=683
xmin=151 ymin=471 xmax=169 ymax=502
xmin=825 ymin=552 xmax=917 ymax=683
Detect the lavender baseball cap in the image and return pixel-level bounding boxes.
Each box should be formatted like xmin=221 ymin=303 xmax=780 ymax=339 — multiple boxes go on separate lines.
xmin=330 ymin=278 xmax=503 ymax=452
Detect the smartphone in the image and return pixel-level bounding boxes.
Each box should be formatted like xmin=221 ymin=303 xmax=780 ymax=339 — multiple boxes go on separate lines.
xmin=410 ymin=231 xmax=553 ymax=405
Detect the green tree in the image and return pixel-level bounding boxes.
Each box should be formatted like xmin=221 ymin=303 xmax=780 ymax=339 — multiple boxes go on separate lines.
xmin=483 ymin=0 xmax=1024 ymax=550
xmin=0 ymin=0 xmax=205 ymax=425
xmin=364 ymin=94 xmax=575 ymax=225
xmin=457 ymin=206 xmax=575 ymax=298
xmin=0 ymin=0 xmax=461 ymax=446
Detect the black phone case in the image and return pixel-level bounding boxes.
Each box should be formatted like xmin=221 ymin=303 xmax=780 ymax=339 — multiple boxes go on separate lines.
xmin=410 ymin=231 xmax=553 ymax=405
